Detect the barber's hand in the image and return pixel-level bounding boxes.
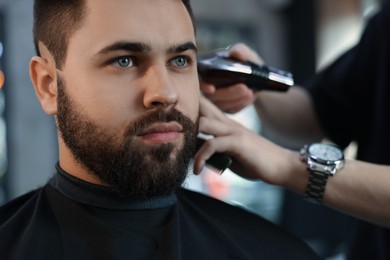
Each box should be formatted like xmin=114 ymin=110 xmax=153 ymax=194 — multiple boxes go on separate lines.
xmin=200 ymin=43 xmax=263 ymax=114
xmin=194 ymin=96 xmax=295 ymax=186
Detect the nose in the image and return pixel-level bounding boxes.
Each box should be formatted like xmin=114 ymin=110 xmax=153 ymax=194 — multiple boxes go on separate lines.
xmin=143 ymin=66 xmax=179 ymax=109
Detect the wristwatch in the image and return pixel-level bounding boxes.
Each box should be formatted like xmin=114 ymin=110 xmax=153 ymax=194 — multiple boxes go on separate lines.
xmin=300 ymin=143 xmax=345 ymax=204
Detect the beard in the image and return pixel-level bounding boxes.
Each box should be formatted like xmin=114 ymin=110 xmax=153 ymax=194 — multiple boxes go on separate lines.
xmin=56 ymin=76 xmax=198 ymax=201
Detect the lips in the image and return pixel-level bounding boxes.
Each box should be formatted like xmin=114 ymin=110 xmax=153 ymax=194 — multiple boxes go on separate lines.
xmin=137 ymin=122 xmax=183 ymax=144
xmin=139 ymin=122 xmax=183 ymax=135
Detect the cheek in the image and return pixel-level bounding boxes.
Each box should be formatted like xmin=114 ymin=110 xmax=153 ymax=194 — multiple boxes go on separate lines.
xmin=179 ymin=81 xmax=200 ymax=120
xmin=64 ymin=75 xmax=142 ymax=126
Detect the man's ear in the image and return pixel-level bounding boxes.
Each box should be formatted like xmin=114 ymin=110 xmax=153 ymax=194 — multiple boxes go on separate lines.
xmin=30 ymin=55 xmax=58 ymax=116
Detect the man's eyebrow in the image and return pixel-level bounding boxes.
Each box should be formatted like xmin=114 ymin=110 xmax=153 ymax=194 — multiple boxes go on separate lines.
xmin=97 ymin=42 xmax=152 ymax=55
xmin=96 ymin=41 xmax=197 ymax=56
xmin=168 ymin=42 xmax=197 ymax=54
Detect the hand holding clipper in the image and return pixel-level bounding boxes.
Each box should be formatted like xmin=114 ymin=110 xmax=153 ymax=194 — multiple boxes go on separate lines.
xmin=197 ymin=50 xmax=294 ymax=92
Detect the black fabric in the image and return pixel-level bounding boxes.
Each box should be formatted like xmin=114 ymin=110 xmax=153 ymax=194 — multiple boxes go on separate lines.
xmin=52 ymin=164 xmax=178 ymax=210
xmin=305 ymin=1 xmax=390 ymax=259
xmin=0 ymin=169 xmax=320 ymax=260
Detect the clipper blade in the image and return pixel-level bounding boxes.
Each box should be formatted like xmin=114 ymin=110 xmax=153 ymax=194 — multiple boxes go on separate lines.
xmin=196 ymin=137 xmax=232 ymax=175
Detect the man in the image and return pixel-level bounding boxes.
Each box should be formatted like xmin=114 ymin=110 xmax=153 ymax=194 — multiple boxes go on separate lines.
xmin=0 ymin=0 xmax=319 ymax=259
xmin=196 ymin=0 xmax=390 ymax=259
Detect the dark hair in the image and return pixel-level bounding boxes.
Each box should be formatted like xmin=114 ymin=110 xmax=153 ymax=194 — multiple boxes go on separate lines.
xmin=33 ymin=0 xmax=195 ymax=69
xmin=33 ymin=0 xmax=86 ymax=69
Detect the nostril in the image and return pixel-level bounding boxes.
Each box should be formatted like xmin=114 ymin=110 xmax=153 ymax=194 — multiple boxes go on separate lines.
xmin=150 ymin=101 xmax=166 ymax=107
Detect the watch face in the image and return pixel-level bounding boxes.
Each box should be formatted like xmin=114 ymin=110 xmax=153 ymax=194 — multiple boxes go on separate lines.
xmin=308 ymin=143 xmax=344 ymax=163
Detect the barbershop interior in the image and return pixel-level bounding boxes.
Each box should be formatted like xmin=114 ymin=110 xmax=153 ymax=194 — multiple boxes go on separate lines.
xmin=0 ymin=0 xmax=381 ymax=259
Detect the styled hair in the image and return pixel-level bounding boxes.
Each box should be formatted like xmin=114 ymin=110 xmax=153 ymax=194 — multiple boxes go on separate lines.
xmin=33 ymin=0 xmax=195 ymax=69
xmin=33 ymin=0 xmax=86 ymax=69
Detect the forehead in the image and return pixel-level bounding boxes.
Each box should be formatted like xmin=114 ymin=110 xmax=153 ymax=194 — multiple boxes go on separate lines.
xmin=68 ymin=0 xmax=195 ymax=55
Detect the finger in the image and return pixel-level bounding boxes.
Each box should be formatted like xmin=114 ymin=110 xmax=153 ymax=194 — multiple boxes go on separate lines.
xmin=193 ymin=136 xmax=239 ymax=174
xmin=203 ymin=84 xmax=255 ymax=113
xmin=198 ymin=116 xmax=236 ymax=137
xmin=203 ymin=84 xmax=250 ymax=102
xmin=229 ymin=43 xmax=264 ymax=64
xmin=212 ymin=94 xmax=256 ymax=114
xmin=199 ymin=96 xmax=227 ymax=120
xmin=200 ymin=81 xmax=216 ymax=94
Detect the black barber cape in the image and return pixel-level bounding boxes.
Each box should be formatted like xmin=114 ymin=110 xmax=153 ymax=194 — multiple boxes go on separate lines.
xmin=0 ymin=167 xmax=320 ymax=260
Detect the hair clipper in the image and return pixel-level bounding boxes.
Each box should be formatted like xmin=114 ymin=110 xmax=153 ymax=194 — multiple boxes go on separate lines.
xmin=197 ymin=51 xmax=294 ymax=92
xmin=196 ymin=137 xmax=232 ymax=175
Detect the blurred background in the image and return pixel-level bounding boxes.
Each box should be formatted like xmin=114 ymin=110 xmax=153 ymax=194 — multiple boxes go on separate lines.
xmin=0 ymin=0 xmax=381 ymax=259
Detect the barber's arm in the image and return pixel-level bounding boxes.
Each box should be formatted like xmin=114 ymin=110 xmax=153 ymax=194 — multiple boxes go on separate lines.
xmin=201 ymin=43 xmax=323 ymax=147
xmin=194 ymin=96 xmax=390 ymax=228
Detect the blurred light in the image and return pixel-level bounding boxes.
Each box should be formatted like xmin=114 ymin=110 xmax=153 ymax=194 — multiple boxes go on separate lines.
xmin=0 ymin=42 xmax=3 ymax=89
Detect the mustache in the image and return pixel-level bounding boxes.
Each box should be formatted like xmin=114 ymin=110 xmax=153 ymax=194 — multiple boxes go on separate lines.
xmin=124 ymin=108 xmax=196 ymax=137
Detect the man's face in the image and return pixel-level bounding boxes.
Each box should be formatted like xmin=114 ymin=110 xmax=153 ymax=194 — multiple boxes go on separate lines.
xmin=56 ymin=0 xmax=199 ymax=200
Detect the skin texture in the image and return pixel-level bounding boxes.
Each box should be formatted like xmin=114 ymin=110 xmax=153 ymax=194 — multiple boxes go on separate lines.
xmin=30 ymin=0 xmax=200 ymax=199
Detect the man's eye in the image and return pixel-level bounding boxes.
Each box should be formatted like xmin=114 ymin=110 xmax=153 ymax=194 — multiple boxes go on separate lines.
xmin=116 ymin=57 xmax=134 ymax=68
xmin=171 ymin=56 xmax=189 ymax=67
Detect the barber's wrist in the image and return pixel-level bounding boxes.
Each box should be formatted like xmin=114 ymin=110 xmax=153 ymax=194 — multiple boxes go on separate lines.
xmin=281 ymin=150 xmax=309 ymax=194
